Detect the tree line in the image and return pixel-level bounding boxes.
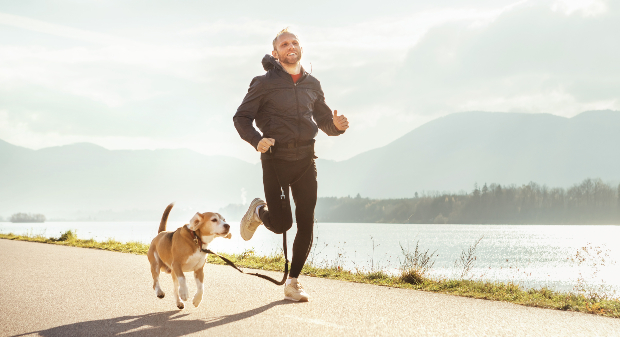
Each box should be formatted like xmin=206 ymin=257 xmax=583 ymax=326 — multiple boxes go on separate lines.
xmin=314 ymin=178 xmax=620 ymax=224
xmin=10 ymin=213 xmax=46 ymax=223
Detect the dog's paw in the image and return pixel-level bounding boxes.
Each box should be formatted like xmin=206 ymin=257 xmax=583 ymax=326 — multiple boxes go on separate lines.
xmin=193 ymin=293 xmax=203 ymax=307
xmin=179 ymin=288 xmax=189 ymax=301
xmin=155 ymin=285 xmax=165 ymax=299
xmin=177 ymin=302 xmax=185 ymax=310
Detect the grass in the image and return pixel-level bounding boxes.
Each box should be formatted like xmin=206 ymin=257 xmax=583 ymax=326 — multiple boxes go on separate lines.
xmin=1 ymin=230 xmax=619 ymax=319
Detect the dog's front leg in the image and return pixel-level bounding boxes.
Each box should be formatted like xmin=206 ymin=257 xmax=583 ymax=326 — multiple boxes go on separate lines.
xmin=171 ymin=264 xmax=188 ymax=309
xmin=193 ymin=267 xmax=205 ymax=307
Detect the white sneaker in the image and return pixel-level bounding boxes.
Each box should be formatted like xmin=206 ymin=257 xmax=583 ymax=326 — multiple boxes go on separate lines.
xmin=284 ymin=278 xmax=310 ymax=302
xmin=240 ymin=198 xmax=267 ymax=241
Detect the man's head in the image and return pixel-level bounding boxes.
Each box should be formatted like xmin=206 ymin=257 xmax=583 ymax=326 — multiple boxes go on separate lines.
xmin=272 ymin=28 xmax=302 ymax=65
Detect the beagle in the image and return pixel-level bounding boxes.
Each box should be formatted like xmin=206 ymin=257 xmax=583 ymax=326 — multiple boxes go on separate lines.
xmin=147 ymin=203 xmax=231 ymax=309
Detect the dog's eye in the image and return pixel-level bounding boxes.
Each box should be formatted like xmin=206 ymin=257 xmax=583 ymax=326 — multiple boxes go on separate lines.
xmin=211 ymin=219 xmax=217 ymax=222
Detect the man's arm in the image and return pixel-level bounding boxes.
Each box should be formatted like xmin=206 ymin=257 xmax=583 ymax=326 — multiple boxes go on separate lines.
xmin=312 ymin=88 xmax=346 ymax=136
xmin=233 ymin=77 xmax=264 ymax=149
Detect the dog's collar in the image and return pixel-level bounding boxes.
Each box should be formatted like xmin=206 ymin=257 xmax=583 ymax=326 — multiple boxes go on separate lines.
xmin=186 ymin=225 xmax=211 ymax=254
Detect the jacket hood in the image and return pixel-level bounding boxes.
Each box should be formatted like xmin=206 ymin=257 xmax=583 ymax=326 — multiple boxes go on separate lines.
xmin=261 ymin=54 xmax=307 ymax=75
xmin=262 ymin=54 xmax=281 ymax=71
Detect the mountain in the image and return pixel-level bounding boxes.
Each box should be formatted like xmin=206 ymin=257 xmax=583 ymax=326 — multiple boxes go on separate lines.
xmin=1 ymin=110 xmax=620 ymax=219
xmin=0 ymin=140 xmax=263 ymax=219
xmin=317 ymin=110 xmax=620 ymax=198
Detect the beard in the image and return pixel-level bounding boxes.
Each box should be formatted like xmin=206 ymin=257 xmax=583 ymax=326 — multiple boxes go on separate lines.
xmin=276 ymin=50 xmax=302 ymax=65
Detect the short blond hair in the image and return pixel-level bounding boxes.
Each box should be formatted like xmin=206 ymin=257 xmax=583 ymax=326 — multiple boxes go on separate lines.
xmin=272 ymin=28 xmax=299 ymax=50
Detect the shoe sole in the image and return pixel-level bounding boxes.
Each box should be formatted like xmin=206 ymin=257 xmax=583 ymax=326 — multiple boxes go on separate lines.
xmin=240 ymin=198 xmax=265 ymax=241
xmin=284 ymin=296 xmax=309 ymax=302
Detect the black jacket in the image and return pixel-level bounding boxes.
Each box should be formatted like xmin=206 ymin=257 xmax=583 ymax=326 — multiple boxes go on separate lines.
xmin=234 ymin=55 xmax=344 ymax=161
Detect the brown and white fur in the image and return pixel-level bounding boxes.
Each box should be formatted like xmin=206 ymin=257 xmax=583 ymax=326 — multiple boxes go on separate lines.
xmin=147 ymin=203 xmax=231 ymax=309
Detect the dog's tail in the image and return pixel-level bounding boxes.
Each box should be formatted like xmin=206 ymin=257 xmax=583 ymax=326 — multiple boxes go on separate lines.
xmin=159 ymin=203 xmax=174 ymax=233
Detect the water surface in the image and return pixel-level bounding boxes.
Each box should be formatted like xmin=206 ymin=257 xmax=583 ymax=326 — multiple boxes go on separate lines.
xmin=2 ymin=222 xmax=618 ymax=294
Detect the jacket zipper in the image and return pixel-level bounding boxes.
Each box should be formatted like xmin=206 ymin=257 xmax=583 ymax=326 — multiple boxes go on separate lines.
xmin=293 ymin=80 xmax=300 ymax=160
xmin=279 ymin=65 xmax=306 ymax=160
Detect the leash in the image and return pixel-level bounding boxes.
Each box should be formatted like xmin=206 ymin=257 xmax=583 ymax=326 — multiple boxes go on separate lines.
xmin=182 ymin=147 xmax=313 ymax=286
xmin=267 ymin=142 xmax=314 ymax=211
xmin=189 ymin=226 xmax=289 ymax=285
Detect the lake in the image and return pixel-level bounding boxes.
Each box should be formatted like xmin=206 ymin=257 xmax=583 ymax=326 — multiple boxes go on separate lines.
xmin=1 ymin=221 xmax=618 ymax=295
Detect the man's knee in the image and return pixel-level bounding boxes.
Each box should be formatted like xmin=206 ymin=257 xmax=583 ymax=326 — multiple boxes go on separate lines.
xmin=263 ymin=212 xmax=293 ymax=234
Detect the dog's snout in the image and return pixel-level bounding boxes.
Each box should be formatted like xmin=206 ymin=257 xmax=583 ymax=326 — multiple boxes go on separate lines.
xmin=224 ymin=224 xmax=230 ymax=230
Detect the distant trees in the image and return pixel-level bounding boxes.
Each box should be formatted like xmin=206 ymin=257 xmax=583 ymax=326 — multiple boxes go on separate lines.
xmin=10 ymin=213 xmax=46 ymax=223
xmin=314 ymin=178 xmax=620 ymax=224
xmin=617 ymin=184 xmax=620 ymax=211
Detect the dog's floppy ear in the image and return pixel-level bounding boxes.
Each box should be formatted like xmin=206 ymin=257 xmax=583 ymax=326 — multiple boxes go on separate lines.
xmin=188 ymin=213 xmax=202 ymax=231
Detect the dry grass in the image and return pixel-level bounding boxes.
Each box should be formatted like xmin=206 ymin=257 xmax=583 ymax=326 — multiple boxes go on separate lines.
xmin=1 ymin=231 xmax=618 ymax=319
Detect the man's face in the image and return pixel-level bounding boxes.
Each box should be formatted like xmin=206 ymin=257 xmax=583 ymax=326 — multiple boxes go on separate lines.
xmin=272 ymin=33 xmax=302 ymax=65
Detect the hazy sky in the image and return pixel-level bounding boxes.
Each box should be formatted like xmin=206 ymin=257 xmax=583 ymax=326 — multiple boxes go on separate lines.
xmin=0 ymin=0 xmax=618 ymax=163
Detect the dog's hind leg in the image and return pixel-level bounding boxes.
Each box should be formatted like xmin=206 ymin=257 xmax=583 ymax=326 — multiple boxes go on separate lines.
xmin=150 ymin=253 xmax=165 ymax=299
xmin=192 ymin=268 xmax=205 ymax=308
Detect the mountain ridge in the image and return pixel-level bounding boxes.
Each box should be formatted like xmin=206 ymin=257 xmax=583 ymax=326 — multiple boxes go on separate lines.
xmin=2 ymin=110 xmax=619 ymax=219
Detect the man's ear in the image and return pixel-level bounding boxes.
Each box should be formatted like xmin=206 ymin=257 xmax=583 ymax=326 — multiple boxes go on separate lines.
xmin=188 ymin=213 xmax=202 ymax=231
xmin=272 ymin=50 xmax=278 ymax=60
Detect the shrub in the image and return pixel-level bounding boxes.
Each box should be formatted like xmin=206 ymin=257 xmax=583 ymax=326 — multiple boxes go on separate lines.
xmin=57 ymin=230 xmax=77 ymax=242
xmin=399 ymin=240 xmax=437 ymax=284
xmin=400 ymin=269 xmax=425 ymax=285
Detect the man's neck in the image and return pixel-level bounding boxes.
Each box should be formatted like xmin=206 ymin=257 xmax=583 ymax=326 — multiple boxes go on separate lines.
xmin=279 ymin=61 xmax=302 ymax=75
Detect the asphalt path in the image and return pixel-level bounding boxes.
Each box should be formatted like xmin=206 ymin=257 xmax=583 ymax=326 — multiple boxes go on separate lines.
xmin=1 ymin=239 xmax=619 ymax=337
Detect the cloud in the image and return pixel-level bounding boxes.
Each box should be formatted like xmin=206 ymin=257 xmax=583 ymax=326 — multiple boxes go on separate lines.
xmin=0 ymin=1 xmax=618 ymax=163
xmin=0 ymin=12 xmax=135 ymax=46
xmin=313 ymin=1 xmax=619 ymax=121
xmin=551 ymin=0 xmax=608 ymax=16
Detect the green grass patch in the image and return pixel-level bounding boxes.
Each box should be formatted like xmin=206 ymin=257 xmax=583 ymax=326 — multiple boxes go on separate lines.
xmin=0 ymin=230 xmax=149 ymax=255
xmin=1 ymin=231 xmax=619 ymax=319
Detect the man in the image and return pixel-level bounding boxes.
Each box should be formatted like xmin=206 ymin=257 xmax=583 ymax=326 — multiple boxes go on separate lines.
xmin=233 ymin=28 xmax=349 ymax=302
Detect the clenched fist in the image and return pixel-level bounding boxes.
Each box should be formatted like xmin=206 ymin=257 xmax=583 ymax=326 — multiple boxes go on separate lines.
xmin=257 ymin=138 xmax=275 ymax=153
xmin=333 ymin=110 xmax=349 ymax=131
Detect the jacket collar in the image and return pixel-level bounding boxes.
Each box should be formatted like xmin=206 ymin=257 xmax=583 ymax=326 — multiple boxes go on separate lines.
xmin=261 ymin=54 xmax=307 ymax=79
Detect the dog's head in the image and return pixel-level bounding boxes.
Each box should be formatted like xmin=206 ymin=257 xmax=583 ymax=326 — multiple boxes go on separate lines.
xmin=188 ymin=212 xmax=231 ymax=244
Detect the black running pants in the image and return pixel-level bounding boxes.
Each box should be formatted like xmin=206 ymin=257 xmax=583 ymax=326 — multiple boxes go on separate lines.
xmin=258 ymin=156 xmax=316 ymax=279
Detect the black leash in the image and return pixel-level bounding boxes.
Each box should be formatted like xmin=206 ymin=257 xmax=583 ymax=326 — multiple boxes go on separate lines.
xmin=267 ymin=143 xmax=314 ymax=212
xmin=204 ymin=238 xmax=289 ymax=285
xmin=185 ymin=144 xmax=314 ymax=286
xmin=189 ymin=227 xmax=289 ymax=285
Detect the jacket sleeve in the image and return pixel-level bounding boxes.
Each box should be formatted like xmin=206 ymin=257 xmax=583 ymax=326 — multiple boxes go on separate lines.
xmin=312 ymin=86 xmax=345 ymax=137
xmin=233 ymin=77 xmax=264 ymax=149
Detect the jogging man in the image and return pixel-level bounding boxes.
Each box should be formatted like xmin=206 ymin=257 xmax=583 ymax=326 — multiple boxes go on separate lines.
xmin=233 ymin=28 xmax=349 ymax=302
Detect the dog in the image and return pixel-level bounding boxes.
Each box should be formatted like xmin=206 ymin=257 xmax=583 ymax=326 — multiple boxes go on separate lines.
xmin=148 ymin=203 xmax=231 ymax=309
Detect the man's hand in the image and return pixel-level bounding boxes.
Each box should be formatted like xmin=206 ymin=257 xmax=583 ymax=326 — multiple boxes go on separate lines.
xmin=333 ymin=110 xmax=349 ymax=131
xmin=257 ymin=138 xmax=275 ymax=153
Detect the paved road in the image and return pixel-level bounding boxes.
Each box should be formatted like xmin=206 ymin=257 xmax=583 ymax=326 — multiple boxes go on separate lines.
xmin=1 ymin=239 xmax=619 ymax=337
